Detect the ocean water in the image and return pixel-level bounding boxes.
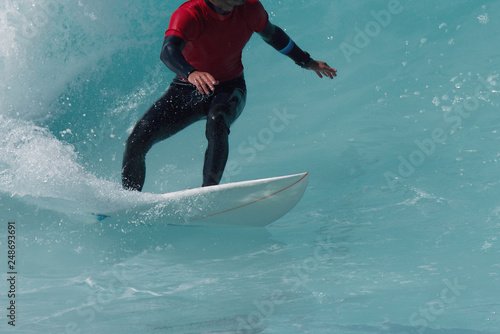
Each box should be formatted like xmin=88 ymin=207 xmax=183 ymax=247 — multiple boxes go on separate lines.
xmin=1 ymin=0 xmax=499 ymax=333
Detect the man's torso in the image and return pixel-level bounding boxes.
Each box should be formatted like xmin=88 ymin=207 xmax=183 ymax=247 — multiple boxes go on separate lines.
xmin=165 ymin=0 xmax=268 ymax=82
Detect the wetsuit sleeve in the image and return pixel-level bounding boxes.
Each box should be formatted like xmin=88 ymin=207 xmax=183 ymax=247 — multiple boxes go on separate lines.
xmin=258 ymin=21 xmax=314 ymax=68
xmin=160 ymin=35 xmax=197 ymax=79
xmin=162 ymin=5 xmax=202 ymax=78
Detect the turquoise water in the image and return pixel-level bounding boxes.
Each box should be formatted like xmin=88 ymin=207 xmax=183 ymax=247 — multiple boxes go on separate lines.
xmin=1 ymin=0 xmax=499 ymax=333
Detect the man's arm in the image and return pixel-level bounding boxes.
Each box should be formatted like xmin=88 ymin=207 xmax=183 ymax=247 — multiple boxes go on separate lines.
xmin=160 ymin=35 xmax=197 ymax=79
xmin=160 ymin=35 xmax=218 ymax=94
xmin=258 ymin=22 xmax=337 ymax=79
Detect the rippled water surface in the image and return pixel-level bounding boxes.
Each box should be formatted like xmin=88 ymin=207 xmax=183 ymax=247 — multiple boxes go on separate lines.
xmin=1 ymin=0 xmax=499 ymax=333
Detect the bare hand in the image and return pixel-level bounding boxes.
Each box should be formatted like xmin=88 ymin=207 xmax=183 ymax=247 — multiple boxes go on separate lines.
xmin=188 ymin=71 xmax=219 ymax=95
xmin=307 ymin=61 xmax=337 ymax=79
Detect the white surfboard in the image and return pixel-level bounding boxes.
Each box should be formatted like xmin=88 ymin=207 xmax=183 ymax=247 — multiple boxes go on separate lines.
xmin=94 ymin=172 xmax=308 ymax=227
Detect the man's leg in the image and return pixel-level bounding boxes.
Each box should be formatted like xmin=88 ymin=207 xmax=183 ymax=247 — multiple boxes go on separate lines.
xmin=203 ymin=105 xmax=231 ymax=187
xmin=202 ymin=77 xmax=246 ymax=186
xmin=122 ymin=81 xmax=204 ymax=191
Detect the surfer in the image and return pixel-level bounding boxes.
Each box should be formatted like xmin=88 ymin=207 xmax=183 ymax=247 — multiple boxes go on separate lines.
xmin=122 ymin=0 xmax=337 ymax=191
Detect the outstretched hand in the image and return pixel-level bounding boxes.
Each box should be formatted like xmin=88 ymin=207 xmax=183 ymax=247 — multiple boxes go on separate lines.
xmin=307 ymin=61 xmax=337 ymax=79
xmin=188 ymin=71 xmax=219 ymax=95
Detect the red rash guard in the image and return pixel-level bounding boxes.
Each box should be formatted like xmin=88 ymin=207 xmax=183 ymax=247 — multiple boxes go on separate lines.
xmin=165 ymin=0 xmax=269 ymax=83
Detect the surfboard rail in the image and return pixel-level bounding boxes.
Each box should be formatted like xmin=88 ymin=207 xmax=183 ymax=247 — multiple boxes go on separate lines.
xmin=93 ymin=172 xmax=309 ymax=227
xmin=190 ymin=172 xmax=308 ymax=223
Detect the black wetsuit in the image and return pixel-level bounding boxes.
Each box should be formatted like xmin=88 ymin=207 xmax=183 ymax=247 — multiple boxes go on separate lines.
xmin=121 ymin=2 xmax=312 ymax=191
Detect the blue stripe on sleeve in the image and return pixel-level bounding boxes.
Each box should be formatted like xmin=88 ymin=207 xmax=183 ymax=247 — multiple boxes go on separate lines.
xmin=279 ymin=39 xmax=295 ymax=55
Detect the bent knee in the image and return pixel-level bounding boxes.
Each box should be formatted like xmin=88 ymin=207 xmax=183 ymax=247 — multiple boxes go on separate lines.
xmin=206 ymin=109 xmax=230 ymax=139
xmin=208 ymin=104 xmax=231 ymax=125
xmin=208 ymin=104 xmax=231 ymax=122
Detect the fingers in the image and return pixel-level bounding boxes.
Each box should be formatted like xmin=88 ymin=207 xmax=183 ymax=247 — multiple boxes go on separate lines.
xmin=188 ymin=71 xmax=219 ymax=95
xmin=322 ymin=68 xmax=337 ymax=79
xmin=319 ymin=63 xmax=337 ymax=79
xmin=309 ymin=61 xmax=337 ymax=79
xmin=315 ymin=68 xmax=335 ymax=79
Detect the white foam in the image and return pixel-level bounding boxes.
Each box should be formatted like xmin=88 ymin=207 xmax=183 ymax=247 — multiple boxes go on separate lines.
xmin=0 ymin=115 xmax=152 ymax=217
